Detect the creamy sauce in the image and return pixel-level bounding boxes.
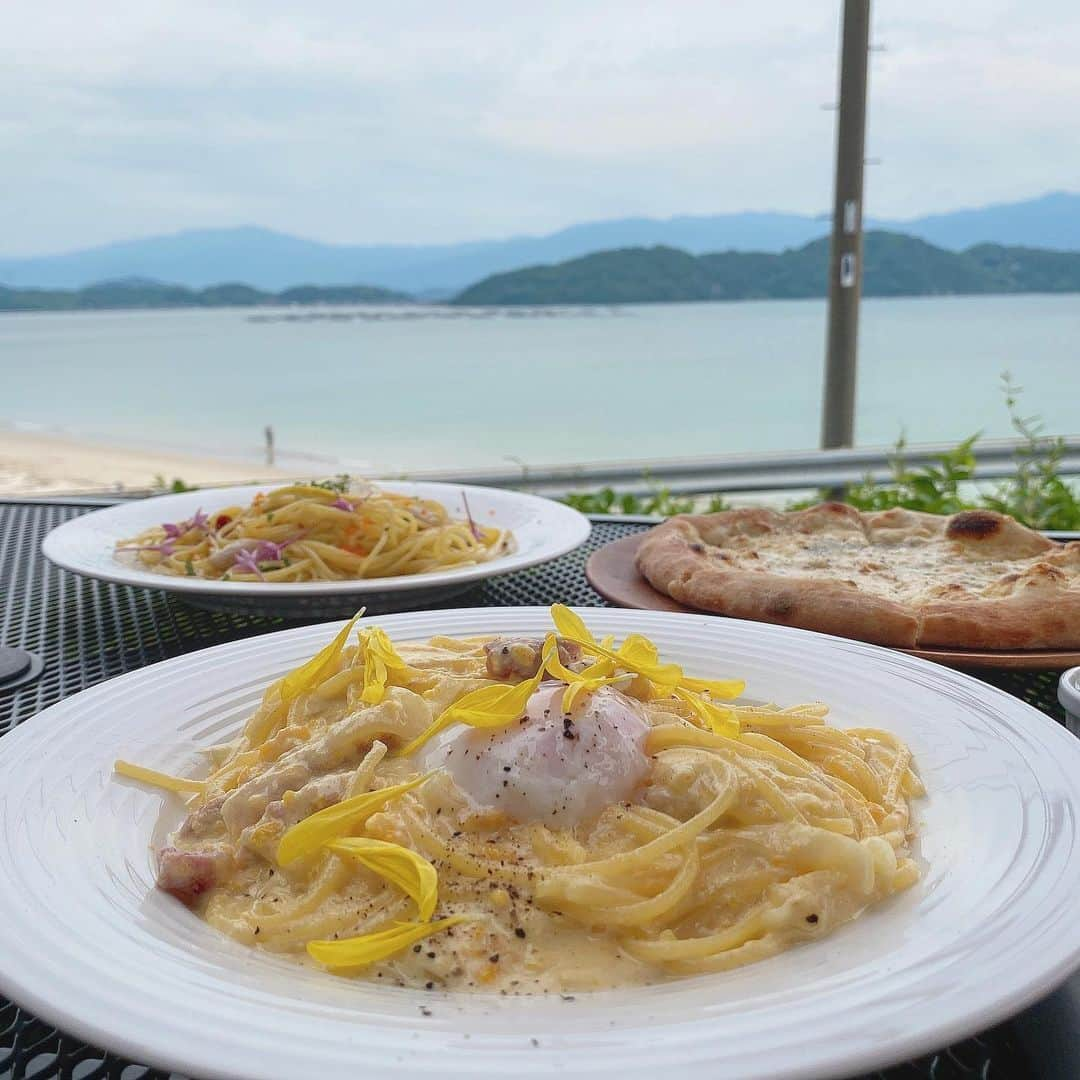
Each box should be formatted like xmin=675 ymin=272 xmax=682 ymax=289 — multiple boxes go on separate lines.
xmin=159 ymin=634 xmax=922 ymax=993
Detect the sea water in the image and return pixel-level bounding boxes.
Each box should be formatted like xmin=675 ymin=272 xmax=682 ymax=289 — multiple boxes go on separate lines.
xmin=1 ymin=293 xmax=1077 ymax=473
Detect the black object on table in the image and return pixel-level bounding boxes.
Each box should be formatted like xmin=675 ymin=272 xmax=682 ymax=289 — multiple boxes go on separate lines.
xmin=0 ymin=498 xmax=1069 ymax=1080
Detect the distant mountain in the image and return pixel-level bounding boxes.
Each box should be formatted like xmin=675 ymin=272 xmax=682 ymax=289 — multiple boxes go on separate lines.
xmin=1 ymin=192 xmax=1077 ymax=294
xmin=452 ymin=232 xmax=1080 ymax=306
xmin=893 ymin=192 xmax=1080 ymax=251
xmin=0 ymin=277 xmax=407 ymax=313
xmin=5 ymin=231 xmax=1079 ymax=313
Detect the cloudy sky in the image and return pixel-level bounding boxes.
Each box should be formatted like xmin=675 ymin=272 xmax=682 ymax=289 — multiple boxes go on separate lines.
xmin=3 ymin=0 xmax=1078 ymax=254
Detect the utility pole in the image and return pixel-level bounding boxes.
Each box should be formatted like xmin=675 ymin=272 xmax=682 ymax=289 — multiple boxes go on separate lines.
xmin=821 ymin=0 xmax=871 ymax=450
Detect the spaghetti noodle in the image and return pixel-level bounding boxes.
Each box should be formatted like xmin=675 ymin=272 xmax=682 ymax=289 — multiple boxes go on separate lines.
xmin=117 ymin=607 xmax=922 ymax=992
xmin=115 ymin=481 xmax=513 ymax=582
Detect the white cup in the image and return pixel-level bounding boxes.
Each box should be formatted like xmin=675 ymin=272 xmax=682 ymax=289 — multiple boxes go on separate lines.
xmin=1060 ymin=666 xmax=1080 ymax=735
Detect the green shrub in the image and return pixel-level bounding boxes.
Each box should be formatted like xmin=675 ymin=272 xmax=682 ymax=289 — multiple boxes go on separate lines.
xmin=563 ymin=375 xmax=1079 ymax=530
xmin=564 ymin=486 xmax=728 ymax=516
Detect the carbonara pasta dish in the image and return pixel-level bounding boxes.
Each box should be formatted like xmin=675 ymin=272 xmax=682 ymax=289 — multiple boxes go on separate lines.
xmin=115 ymin=481 xmax=512 ymax=582
xmin=117 ymin=607 xmax=922 ymax=992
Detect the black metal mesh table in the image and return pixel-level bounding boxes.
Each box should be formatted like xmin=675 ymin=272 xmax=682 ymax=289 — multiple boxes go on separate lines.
xmin=1 ymin=498 xmax=1067 ymax=1080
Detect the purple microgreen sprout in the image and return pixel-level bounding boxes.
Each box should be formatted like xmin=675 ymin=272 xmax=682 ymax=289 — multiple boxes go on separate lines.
xmin=160 ymin=508 xmax=210 ymax=539
xmin=331 ymin=497 xmax=353 ymax=512
xmin=253 ymin=539 xmax=287 ymax=562
xmin=122 ymin=539 xmax=177 ymax=557
xmin=226 ymin=532 xmax=306 ymax=580
xmin=460 ymin=491 xmax=484 ymax=542
xmin=232 ymin=549 xmax=266 ymax=581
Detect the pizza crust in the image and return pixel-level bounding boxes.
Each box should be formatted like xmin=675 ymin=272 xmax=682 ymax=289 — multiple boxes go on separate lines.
xmin=635 ymin=503 xmax=1080 ymax=650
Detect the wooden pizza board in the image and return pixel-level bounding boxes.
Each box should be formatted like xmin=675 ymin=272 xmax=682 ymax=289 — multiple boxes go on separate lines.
xmin=585 ymin=532 xmax=1080 ymax=672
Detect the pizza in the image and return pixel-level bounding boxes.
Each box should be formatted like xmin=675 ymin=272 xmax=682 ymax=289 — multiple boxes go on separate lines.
xmin=635 ymin=502 xmax=1080 ymax=650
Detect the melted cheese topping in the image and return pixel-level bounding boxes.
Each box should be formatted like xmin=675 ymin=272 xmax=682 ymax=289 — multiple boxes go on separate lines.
xmin=151 ymin=630 xmax=922 ymax=994
xmin=716 ymin=523 xmax=1079 ymax=605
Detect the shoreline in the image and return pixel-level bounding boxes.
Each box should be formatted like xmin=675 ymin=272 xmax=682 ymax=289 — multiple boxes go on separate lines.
xmin=0 ymin=428 xmax=304 ymax=496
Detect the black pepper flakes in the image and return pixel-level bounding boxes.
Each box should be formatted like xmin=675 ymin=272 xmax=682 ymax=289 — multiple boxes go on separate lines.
xmin=514 ymin=927 xmax=527 ymax=939
xmin=806 ymin=914 xmax=819 ymax=924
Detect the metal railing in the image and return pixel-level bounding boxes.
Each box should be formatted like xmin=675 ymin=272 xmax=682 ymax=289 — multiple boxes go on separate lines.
xmin=389 ymin=436 xmax=1080 ymax=498
xmin=4 ymin=436 xmax=1078 ymax=505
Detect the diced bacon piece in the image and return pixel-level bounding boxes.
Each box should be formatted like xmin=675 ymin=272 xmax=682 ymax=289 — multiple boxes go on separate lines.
xmin=178 ymin=795 xmax=226 ymax=839
xmin=156 ymin=846 xmax=232 ymax=906
xmin=484 ymin=637 xmax=581 ymax=680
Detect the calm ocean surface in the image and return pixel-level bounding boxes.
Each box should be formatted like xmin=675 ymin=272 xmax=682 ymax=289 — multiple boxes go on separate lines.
xmin=2 ymin=294 xmax=1077 ymax=473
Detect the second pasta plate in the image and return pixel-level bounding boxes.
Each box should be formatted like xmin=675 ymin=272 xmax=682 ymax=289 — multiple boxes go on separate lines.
xmin=41 ymin=481 xmax=590 ymax=616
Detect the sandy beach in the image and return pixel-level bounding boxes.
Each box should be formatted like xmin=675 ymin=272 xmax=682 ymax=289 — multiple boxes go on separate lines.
xmin=0 ymin=428 xmax=301 ymax=496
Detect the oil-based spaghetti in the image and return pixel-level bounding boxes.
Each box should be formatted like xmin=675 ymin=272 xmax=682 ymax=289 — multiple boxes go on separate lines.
xmin=115 ymin=481 xmax=512 ymax=582
xmin=117 ymin=606 xmax=922 ymax=992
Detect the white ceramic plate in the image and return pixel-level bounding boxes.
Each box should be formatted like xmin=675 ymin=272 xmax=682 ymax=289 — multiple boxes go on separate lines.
xmin=2 ymin=609 xmax=1080 ymax=1080
xmin=41 ymin=482 xmax=590 ymax=616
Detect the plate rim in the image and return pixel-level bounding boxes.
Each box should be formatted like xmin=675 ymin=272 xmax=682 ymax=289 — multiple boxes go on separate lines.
xmin=3 ymin=607 xmax=1080 ymax=1080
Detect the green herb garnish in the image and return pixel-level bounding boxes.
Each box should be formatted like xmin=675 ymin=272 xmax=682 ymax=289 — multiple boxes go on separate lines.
xmin=311 ymin=475 xmax=352 ymax=494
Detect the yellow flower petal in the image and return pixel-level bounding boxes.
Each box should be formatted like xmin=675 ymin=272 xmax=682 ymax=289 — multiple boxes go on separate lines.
xmin=563 ymin=678 xmax=624 ymax=713
xmin=396 ymin=640 xmax=554 ymax=758
xmin=617 ymin=633 xmax=660 ymax=666
xmin=328 ymin=838 xmax=438 ymax=920
xmin=359 ymin=626 xmax=411 ymax=705
xmin=550 ymin=604 xmax=597 ymax=645
xmin=551 ymin=604 xmax=743 ymax=700
xmin=580 ymin=657 xmax=616 ymax=678
xmin=114 ymin=759 xmax=206 ymax=794
xmin=280 ymin=613 xmax=363 ymax=705
xmin=684 ymin=677 xmax=745 ymax=699
xmin=673 ymin=687 xmax=739 ymax=736
xmin=679 ymin=675 xmax=746 ymax=700
xmin=565 ymin=634 xmax=683 ymax=687
xmin=539 ymin=633 xmax=626 ymax=713
xmin=549 ymin=608 xmax=684 ymax=686
xmin=277 ymin=772 xmax=434 ymax=865
xmin=307 ymin=915 xmax=473 ymax=971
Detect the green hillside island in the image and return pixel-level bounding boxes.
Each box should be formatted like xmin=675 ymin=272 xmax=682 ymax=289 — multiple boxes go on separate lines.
xmin=4 ymin=231 xmax=1080 ymax=311
xmin=0 ymin=279 xmax=408 ymax=312
xmin=452 ymin=232 xmax=1080 ymax=305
